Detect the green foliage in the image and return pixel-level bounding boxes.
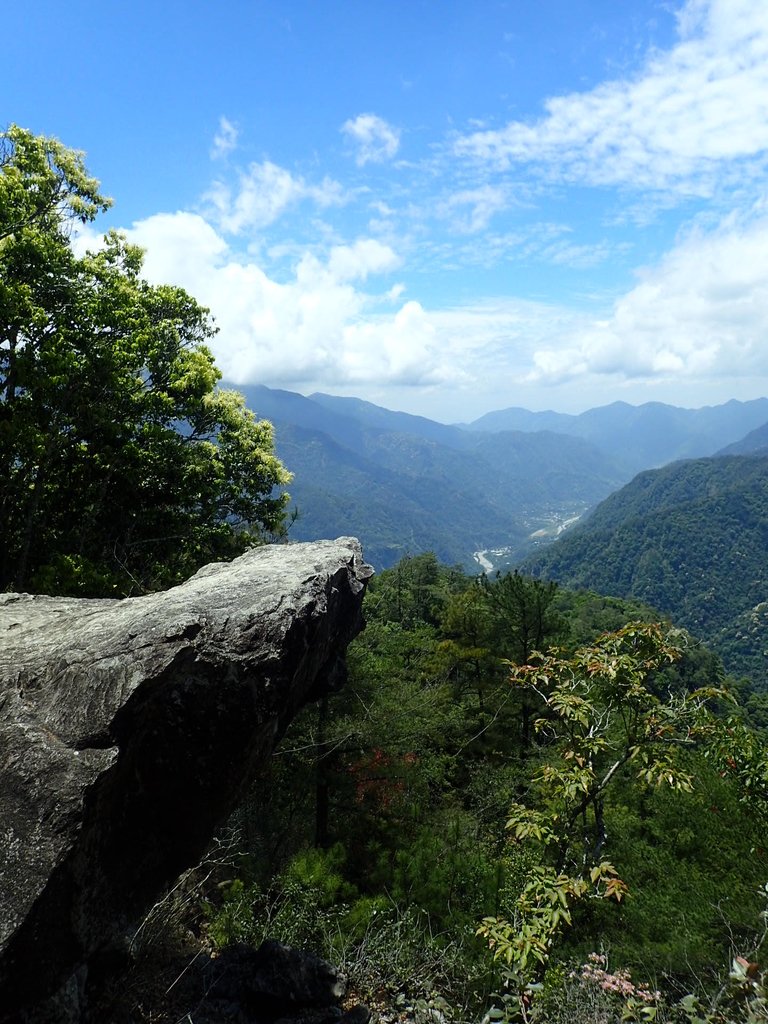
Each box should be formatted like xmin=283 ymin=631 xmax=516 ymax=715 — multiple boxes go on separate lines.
xmin=203 ymin=850 xmax=487 ymax=1012
xmin=203 ymin=845 xmax=358 ymax=951
xmin=204 ymin=875 xmax=340 ymax=952
xmin=575 ymin=759 xmax=768 ymax=977
xmin=524 ymin=455 xmax=768 ymax=689
xmin=481 ymin=571 xmax=563 ymax=665
xmin=676 ymin=949 xmax=768 ymax=1023
xmin=478 ymin=623 xmax=726 ymax=992
xmin=0 ymin=122 xmax=111 ymax=238
xmin=215 ymin=554 xmax=768 ymax=1022
xmin=383 ymin=812 xmax=504 ymax=930
xmin=0 ymin=126 xmax=290 ymax=594
xmin=281 ymin=843 xmax=357 ymax=905
xmin=704 ymin=709 xmax=768 ymax=816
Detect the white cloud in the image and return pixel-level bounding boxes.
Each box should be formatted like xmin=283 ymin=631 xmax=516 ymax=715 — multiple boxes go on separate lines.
xmin=210 ymin=116 xmax=238 ymax=160
xmin=386 ymin=283 xmax=406 ymax=302
xmin=341 ymin=113 xmax=400 ymax=166
xmin=125 ymin=211 xmax=228 ymax=277
xmin=336 ymin=301 xmax=444 ymax=385
xmin=203 ymin=161 xmax=346 ymax=234
xmin=440 ymin=185 xmax=509 ymax=233
xmin=537 ymin=239 xmax=631 ymax=269
xmin=125 ymin=212 xmax=454 ymax=388
xmin=526 ymin=207 xmax=768 ymax=385
xmin=454 ymin=0 xmax=768 ymax=194
xmin=74 ymin=186 xmax=768 ymax=415
xmin=326 ymin=238 xmax=400 ymax=281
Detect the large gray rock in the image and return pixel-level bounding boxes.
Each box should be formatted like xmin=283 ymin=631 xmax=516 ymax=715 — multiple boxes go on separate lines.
xmin=0 ymin=538 xmax=372 ymax=1023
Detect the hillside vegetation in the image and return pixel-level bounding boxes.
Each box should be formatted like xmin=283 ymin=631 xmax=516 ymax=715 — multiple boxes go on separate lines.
xmin=200 ymin=555 xmax=768 ymax=1024
xmin=718 ymin=420 xmax=768 ymax=456
xmin=523 ymin=454 xmax=768 ymax=688
xmin=234 ymin=385 xmax=768 ymax=572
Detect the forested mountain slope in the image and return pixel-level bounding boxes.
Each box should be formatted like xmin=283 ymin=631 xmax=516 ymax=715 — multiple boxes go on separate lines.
xmin=269 ymin=421 xmax=530 ymax=567
xmin=202 ymin=553 xmax=768 ymax=1024
xmin=522 ymin=454 xmax=768 ymax=687
xmin=718 ymin=419 xmax=768 ymax=455
xmin=235 ymin=387 xmax=768 ymax=572
xmin=236 ymin=385 xmax=628 ymax=569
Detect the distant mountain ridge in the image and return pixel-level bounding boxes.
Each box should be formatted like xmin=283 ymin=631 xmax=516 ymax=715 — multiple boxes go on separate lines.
xmin=232 ymin=384 xmax=628 ymax=568
xmin=467 ymin=398 xmax=768 ymax=475
xmin=227 ymin=384 xmax=768 ymax=575
xmin=310 ymin=391 xmax=465 ymax=448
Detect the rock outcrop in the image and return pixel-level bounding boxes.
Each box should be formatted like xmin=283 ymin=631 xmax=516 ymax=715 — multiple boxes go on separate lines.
xmin=0 ymin=538 xmax=372 ymax=1023
xmin=189 ymin=940 xmax=362 ymax=1023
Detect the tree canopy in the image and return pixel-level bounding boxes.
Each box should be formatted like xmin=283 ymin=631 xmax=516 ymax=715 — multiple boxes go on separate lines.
xmin=0 ymin=125 xmax=290 ymax=595
xmin=208 ymin=553 xmax=768 ymax=1023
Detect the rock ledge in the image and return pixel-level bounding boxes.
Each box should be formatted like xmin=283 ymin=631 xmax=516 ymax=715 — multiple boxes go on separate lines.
xmin=0 ymin=538 xmax=372 ymax=1023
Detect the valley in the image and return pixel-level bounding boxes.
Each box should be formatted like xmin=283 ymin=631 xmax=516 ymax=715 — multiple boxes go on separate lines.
xmin=473 ymin=502 xmax=588 ymax=572
xmin=237 ymin=383 xmax=768 ymax=571
xmin=236 ymin=384 xmax=768 ymax=691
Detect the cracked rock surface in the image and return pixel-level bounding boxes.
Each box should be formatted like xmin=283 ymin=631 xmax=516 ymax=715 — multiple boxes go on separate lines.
xmin=0 ymin=538 xmax=371 ymax=1023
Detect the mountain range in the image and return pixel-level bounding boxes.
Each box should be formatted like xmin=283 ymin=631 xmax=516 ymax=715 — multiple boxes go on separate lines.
xmin=468 ymin=397 xmax=768 ymax=476
xmin=231 ymin=384 xmax=768 ymax=575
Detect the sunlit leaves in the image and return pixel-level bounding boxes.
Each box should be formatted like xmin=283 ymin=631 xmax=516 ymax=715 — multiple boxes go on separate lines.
xmin=0 ymin=127 xmax=291 ymax=594
xmin=0 ymin=123 xmax=111 ymax=242
xmin=480 ymin=622 xmax=723 ymax=992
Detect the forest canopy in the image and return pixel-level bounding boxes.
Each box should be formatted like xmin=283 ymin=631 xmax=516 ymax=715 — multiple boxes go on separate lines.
xmin=209 ymin=553 xmax=768 ymax=1024
xmin=0 ymin=125 xmax=290 ymax=596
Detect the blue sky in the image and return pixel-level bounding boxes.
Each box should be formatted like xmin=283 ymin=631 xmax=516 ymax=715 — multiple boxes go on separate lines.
xmin=6 ymin=0 xmax=768 ymax=421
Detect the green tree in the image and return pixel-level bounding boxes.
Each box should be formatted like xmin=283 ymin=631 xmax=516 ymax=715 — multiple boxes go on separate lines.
xmin=483 ymin=571 xmax=561 ymax=666
xmin=481 ymin=571 xmax=563 ymax=751
xmin=438 ymin=582 xmax=500 ymax=711
xmin=0 ymin=125 xmax=290 ymax=594
xmin=0 ymin=122 xmax=108 ymax=240
xmin=479 ymin=623 xmax=722 ymax=986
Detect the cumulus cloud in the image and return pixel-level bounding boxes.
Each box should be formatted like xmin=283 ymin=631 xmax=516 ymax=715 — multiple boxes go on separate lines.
xmin=526 ymin=208 xmax=768 ymax=384
xmin=203 ymin=161 xmax=346 ymax=234
xmin=210 ymin=116 xmax=238 ymax=160
xmin=339 ymin=301 xmax=443 ymax=385
xmin=326 ymin=238 xmax=400 ymax=281
xmin=125 ymin=211 xmax=457 ymax=388
xmin=454 ymin=0 xmax=768 ymax=194
xmin=75 ymin=195 xmax=768 ymax=415
xmin=341 ymin=113 xmax=400 ymax=166
xmin=125 ymin=211 xmax=228 ymax=278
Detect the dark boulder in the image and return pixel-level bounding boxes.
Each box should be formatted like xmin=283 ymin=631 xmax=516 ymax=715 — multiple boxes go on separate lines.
xmin=99 ymin=939 xmax=372 ymax=1024
xmin=199 ymin=940 xmax=348 ymax=1022
xmin=0 ymin=538 xmax=372 ymax=1023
